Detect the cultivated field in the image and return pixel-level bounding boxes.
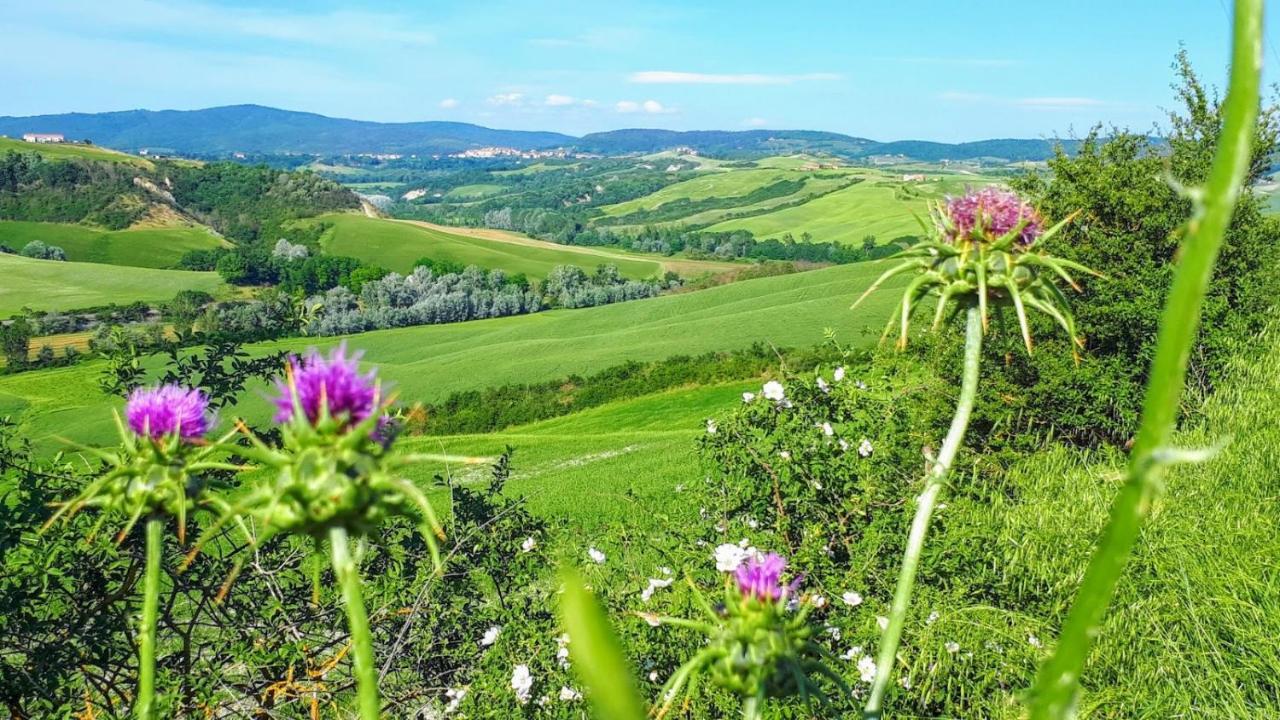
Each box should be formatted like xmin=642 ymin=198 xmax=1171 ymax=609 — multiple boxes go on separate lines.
xmin=0 ymin=260 xmax=901 ymax=448
xmin=314 ymin=213 xmax=732 ymax=278
xmin=0 ymin=253 xmax=227 ymax=316
xmin=0 ymin=220 xmax=226 ymax=268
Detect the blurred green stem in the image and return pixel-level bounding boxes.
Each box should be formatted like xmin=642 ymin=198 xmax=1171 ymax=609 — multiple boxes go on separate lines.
xmin=865 ymin=304 xmax=982 ymax=718
xmin=1027 ymin=0 xmax=1262 ymax=717
xmin=331 ymin=526 xmax=380 ymax=719
xmin=135 ymin=517 xmax=162 ymax=719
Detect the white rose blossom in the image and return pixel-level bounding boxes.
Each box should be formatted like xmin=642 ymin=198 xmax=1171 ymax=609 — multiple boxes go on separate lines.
xmin=842 ymin=591 xmax=863 ymax=607
xmin=511 ymin=665 xmax=534 ymax=704
xmin=587 ymin=547 xmax=606 ymax=564
xmin=762 ymin=380 xmax=785 ymax=401
xmin=480 ymin=625 xmax=501 ymax=647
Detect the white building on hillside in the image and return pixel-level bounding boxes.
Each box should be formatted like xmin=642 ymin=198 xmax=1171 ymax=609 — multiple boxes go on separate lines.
xmin=22 ymin=133 xmax=65 ymax=143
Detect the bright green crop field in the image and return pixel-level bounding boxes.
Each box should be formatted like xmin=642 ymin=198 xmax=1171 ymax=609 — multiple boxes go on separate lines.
xmin=706 ymin=174 xmax=996 ymax=244
xmin=0 ymin=261 xmax=901 ymax=448
xmin=0 ymin=253 xmax=227 ymax=316
xmin=0 ymin=220 xmax=226 ymax=268
xmin=314 ymin=213 xmax=667 ymax=278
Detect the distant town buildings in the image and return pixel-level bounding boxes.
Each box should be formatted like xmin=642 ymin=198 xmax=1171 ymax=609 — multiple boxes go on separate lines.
xmin=22 ymin=133 xmax=64 ymax=143
xmin=449 ymin=146 xmax=585 ymax=160
xmin=902 ymin=173 xmax=927 ymax=182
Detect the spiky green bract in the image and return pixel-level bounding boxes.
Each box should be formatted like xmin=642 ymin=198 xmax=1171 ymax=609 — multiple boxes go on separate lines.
xmin=649 ymin=578 xmax=849 ymax=720
xmin=190 ymin=407 xmax=446 ymax=593
xmin=852 ymin=201 xmax=1095 ymax=355
xmin=42 ymin=413 xmax=239 ymax=720
xmin=43 ymin=410 xmax=240 ymax=546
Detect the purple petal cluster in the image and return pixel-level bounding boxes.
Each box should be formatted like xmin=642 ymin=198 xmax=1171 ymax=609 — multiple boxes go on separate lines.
xmin=126 ymin=384 xmax=211 ymax=441
xmin=943 ymin=187 xmax=1043 ymax=246
xmin=274 ymin=343 xmax=378 ymax=428
xmin=734 ymin=552 xmax=797 ymax=601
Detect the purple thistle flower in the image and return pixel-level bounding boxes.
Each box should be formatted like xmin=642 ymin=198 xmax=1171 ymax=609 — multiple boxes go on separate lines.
xmin=734 ymin=552 xmax=799 ymax=601
xmin=943 ymin=187 xmax=1044 ymax=246
xmin=126 ymin=384 xmax=211 ymax=441
xmin=273 ymin=343 xmax=378 ymax=429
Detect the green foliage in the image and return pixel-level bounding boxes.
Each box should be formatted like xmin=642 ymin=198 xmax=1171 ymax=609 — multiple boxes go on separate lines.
xmin=18 ymin=240 xmax=67 ymax=261
xmin=1001 ymin=56 xmax=1280 ymax=446
xmin=0 ymin=150 xmax=148 ymax=229
xmin=0 ymin=317 xmax=32 ymax=368
xmin=559 ymin=569 xmax=647 ymax=720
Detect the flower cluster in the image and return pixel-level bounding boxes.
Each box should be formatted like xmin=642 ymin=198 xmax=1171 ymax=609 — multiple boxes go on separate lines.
xmin=274 ymin=343 xmax=379 ymax=429
xmin=852 ymin=187 xmax=1095 ymax=353
xmin=126 ymin=384 xmax=212 ymax=441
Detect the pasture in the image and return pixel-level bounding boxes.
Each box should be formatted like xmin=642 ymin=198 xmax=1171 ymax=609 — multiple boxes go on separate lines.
xmin=0 ymin=136 xmax=155 ymax=168
xmin=0 ymin=220 xmax=226 ymax=268
xmin=314 ymin=213 xmax=726 ymax=278
xmin=0 ymin=253 xmax=226 ymax=316
xmin=0 ymin=260 xmax=901 ymax=448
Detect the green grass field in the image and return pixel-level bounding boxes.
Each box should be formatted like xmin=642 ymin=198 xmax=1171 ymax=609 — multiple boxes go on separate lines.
xmin=598 ymin=168 xmax=817 ymax=217
xmin=0 ymin=253 xmax=227 ymax=316
xmin=0 ymin=220 xmax=226 ymax=268
xmin=0 ymin=136 xmax=154 ymax=168
xmin=0 ymin=261 xmax=900 ymax=448
xmin=315 ymin=213 xmax=671 ymax=278
xmin=707 ymin=174 xmax=995 ymax=244
xmin=444 ymin=183 xmax=507 ymax=200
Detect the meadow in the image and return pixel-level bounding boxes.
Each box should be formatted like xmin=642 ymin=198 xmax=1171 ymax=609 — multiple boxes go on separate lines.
xmin=314 ymin=212 xmax=730 ymax=278
xmin=0 ymin=252 xmax=226 ymax=316
xmin=0 ymin=260 xmax=900 ymax=448
xmin=0 ymin=136 xmax=155 ymax=168
xmin=0 ymin=219 xmax=226 ymax=268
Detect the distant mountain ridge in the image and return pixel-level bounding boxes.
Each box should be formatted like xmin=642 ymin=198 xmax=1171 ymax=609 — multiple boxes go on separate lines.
xmin=0 ymin=104 xmax=1076 ymax=161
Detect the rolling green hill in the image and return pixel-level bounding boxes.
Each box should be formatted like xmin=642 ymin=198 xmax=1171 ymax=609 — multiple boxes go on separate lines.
xmin=315 ymin=213 xmax=730 ymax=278
xmin=0 ymin=260 xmax=900 ymax=448
xmin=0 ymin=252 xmax=227 ymax=316
xmin=0 ymin=220 xmax=226 ymax=268
xmin=0 ymin=136 xmax=155 ymax=168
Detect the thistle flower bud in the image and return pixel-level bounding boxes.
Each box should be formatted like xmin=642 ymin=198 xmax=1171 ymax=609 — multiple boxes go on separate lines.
xmin=274 ymin=342 xmax=378 ymax=429
xmin=126 ymin=384 xmax=211 ymax=441
xmin=942 ymin=187 xmax=1044 ymax=247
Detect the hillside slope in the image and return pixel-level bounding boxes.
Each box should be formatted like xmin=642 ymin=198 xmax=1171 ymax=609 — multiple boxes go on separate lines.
xmin=0 ymin=261 xmax=901 ymax=446
xmin=0 ymin=253 xmax=227 ymax=315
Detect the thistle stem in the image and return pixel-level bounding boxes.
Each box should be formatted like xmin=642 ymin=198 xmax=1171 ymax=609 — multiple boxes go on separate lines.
xmin=135 ymin=517 xmax=162 ymax=720
xmin=330 ymin=526 xmax=380 ymax=719
xmin=1027 ymin=0 xmax=1262 ymax=716
xmin=742 ymin=695 xmax=764 ymax=720
xmin=864 ymin=304 xmax=982 ymax=718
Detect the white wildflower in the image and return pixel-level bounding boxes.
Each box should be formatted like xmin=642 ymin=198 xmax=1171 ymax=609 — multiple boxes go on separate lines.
xmin=745 ymin=517 xmax=759 ymax=529
xmin=825 ymin=625 xmax=842 ymax=641
xmin=926 ymin=611 xmax=940 ymax=626
xmin=779 ymin=450 xmax=791 ymax=460
xmin=1029 ymin=634 xmax=1042 ymax=649
xmin=858 ymin=438 xmax=874 ymax=457
xmin=444 ymin=686 xmax=468 ymax=714
xmin=842 ymin=645 xmax=864 ymax=660
xmin=877 ymin=616 xmax=889 ymax=631
xmin=587 ymin=547 xmax=606 ymax=564
xmin=659 ymin=566 xmax=673 ymax=576
xmin=857 ymin=656 xmax=877 ymax=683
xmin=945 ymin=641 xmax=960 ymax=654
xmin=559 ymin=686 xmax=582 ymax=702
xmin=714 ymin=543 xmax=748 ymax=572
xmin=640 ymin=577 xmax=674 ymax=602
xmin=838 ymin=438 xmax=851 ymax=452
xmin=511 ymin=665 xmax=533 ymax=704
xmin=649 ymin=671 xmax=659 ymax=682
xmin=706 ymin=419 xmax=717 ymax=434
xmin=521 ymin=536 xmax=537 ymax=553
xmin=480 ymin=625 xmax=501 ymax=647
xmin=817 ymin=376 xmax=830 ymax=393
xmin=811 ymin=594 xmax=827 ymax=608
xmin=899 ymin=675 xmax=912 ymax=689
xmin=742 ymin=392 xmax=756 ymax=403
xmin=820 ymin=422 xmax=834 ymax=436
xmin=842 ymin=591 xmax=863 ymax=607
xmin=856 ymin=379 xmax=868 ymax=390
xmin=834 ymin=366 xmax=846 ymax=382
xmin=762 ymin=380 xmax=785 ymax=401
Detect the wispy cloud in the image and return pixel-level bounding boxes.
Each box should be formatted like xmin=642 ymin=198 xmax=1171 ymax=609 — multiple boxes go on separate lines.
xmin=1014 ymin=96 xmax=1107 ymax=109
xmin=629 ymin=71 xmax=840 ymax=85
xmin=544 ymin=94 xmax=576 ymax=106
xmin=528 ymin=27 xmax=642 ymax=50
xmin=487 ymin=92 xmax=525 ymax=107
xmin=742 ymin=117 xmax=768 ymax=128
xmin=899 ymin=57 xmax=1019 ymax=68
xmin=438 ymin=98 xmax=459 ymax=109
xmin=941 ymin=92 xmax=1112 ymax=111
xmin=18 ymin=0 xmax=437 ymax=49
xmin=616 ymin=99 xmax=674 ymax=114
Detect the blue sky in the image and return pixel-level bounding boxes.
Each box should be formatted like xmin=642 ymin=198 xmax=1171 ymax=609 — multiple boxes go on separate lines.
xmin=0 ymin=0 xmax=1267 ymax=141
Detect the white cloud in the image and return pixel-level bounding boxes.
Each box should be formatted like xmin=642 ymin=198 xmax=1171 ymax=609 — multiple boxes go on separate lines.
xmin=544 ymin=94 xmax=575 ymax=106
xmin=742 ymin=117 xmax=768 ymax=127
xmin=616 ymin=99 xmax=672 ymax=114
xmin=899 ymin=57 xmax=1018 ymax=68
xmin=439 ymin=98 xmax=459 ymax=109
xmin=629 ymin=71 xmax=840 ymax=85
xmin=487 ymin=92 xmax=524 ymax=106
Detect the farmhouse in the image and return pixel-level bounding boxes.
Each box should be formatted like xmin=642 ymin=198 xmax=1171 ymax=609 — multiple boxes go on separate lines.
xmin=22 ymin=133 xmax=64 ymax=143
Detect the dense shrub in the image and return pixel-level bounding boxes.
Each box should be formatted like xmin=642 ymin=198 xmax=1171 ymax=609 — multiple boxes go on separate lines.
xmin=18 ymin=240 xmax=67 ymax=261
